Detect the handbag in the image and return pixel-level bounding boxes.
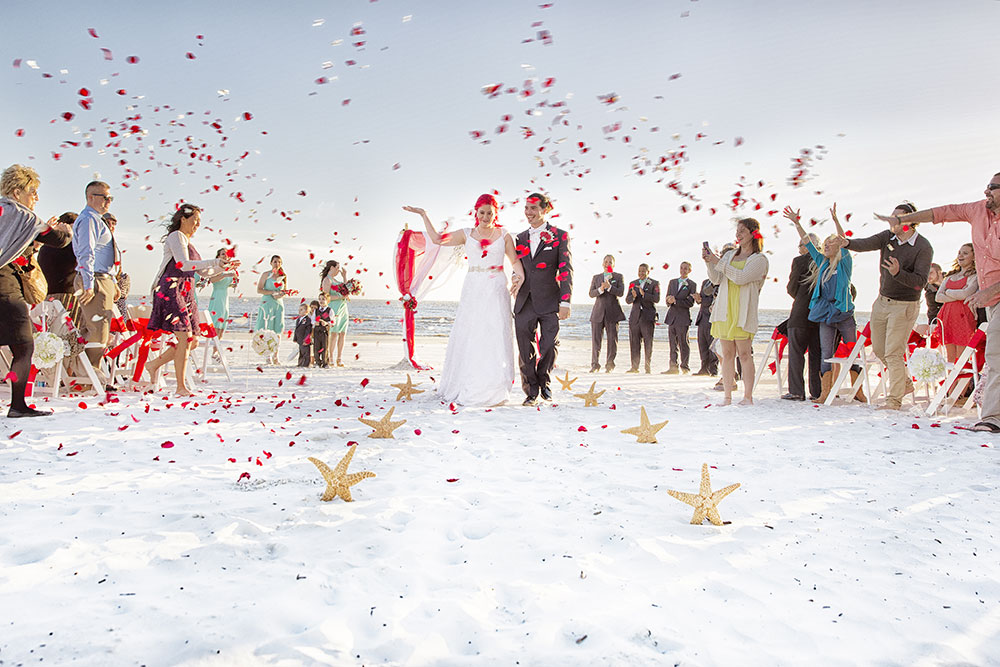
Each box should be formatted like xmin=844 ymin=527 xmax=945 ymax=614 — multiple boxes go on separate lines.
xmin=15 ymin=252 xmax=48 ymax=305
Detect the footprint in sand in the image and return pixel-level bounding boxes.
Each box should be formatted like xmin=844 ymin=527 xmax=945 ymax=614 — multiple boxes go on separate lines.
xmin=461 ymin=521 xmax=495 ymax=540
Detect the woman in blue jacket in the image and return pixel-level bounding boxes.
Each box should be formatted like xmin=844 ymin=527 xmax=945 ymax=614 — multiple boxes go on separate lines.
xmin=784 ymin=205 xmax=856 ymax=402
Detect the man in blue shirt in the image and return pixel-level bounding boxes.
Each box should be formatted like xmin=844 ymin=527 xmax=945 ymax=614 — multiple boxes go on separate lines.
xmin=73 ymin=180 xmax=117 ymax=367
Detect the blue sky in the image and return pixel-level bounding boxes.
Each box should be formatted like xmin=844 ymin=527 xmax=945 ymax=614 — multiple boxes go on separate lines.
xmin=2 ymin=0 xmax=997 ymax=308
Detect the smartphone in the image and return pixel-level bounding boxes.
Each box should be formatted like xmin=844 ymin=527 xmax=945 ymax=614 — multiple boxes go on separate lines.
xmin=702 ymin=241 xmax=711 ymax=251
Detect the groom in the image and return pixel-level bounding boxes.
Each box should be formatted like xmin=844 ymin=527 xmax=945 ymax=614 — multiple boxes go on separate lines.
xmin=513 ymin=192 xmax=573 ymax=406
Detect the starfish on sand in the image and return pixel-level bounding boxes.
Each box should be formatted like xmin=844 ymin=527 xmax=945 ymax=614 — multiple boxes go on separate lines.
xmin=620 ymin=406 xmax=669 ymax=444
xmin=666 ymin=463 xmax=740 ymax=526
xmin=391 ymin=374 xmax=425 ymax=401
xmin=573 ymin=381 xmax=605 ymax=407
xmin=358 ymin=406 xmax=407 ymax=438
xmin=307 ymin=444 xmax=376 ymax=502
xmin=556 ymin=371 xmax=578 ymax=391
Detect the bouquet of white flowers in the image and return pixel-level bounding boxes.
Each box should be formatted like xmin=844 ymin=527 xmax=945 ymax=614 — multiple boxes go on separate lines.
xmin=251 ymin=330 xmax=280 ymax=358
xmin=32 ymin=331 xmax=67 ymax=369
xmin=907 ymin=347 xmax=947 ymax=384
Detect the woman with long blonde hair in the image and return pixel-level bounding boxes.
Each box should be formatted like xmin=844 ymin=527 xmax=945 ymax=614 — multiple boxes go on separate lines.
xmin=784 ymin=204 xmax=858 ymax=403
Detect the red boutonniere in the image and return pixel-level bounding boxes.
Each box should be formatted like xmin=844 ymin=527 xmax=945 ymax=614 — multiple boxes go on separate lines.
xmin=539 ymin=230 xmax=554 ymax=244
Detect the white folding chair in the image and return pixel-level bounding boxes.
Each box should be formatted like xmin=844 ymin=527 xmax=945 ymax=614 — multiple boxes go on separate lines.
xmin=926 ymin=323 xmax=986 ymax=416
xmin=196 ymin=310 xmax=232 ymax=382
xmin=753 ymin=327 xmax=787 ymax=396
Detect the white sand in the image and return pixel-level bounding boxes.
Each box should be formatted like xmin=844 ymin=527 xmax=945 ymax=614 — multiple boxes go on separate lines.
xmin=2 ymin=334 xmax=998 ymax=665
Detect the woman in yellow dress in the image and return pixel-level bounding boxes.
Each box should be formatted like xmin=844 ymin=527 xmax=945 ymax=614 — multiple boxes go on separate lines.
xmin=703 ymin=218 xmax=769 ymax=405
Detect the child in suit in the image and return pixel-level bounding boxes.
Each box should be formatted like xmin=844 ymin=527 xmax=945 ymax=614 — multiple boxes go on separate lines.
xmin=313 ymin=293 xmax=332 ymax=368
xmin=294 ymin=302 xmax=313 ymax=367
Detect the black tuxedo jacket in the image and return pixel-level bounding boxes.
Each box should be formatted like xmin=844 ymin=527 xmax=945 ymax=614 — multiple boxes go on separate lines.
xmin=513 ymin=223 xmax=573 ymax=315
xmin=589 ymin=271 xmax=625 ymax=323
xmin=663 ymin=276 xmax=695 ymax=326
xmin=625 ymin=278 xmax=660 ymax=325
xmin=695 ymin=278 xmax=716 ymax=326
xmin=787 ymin=253 xmax=816 ymax=329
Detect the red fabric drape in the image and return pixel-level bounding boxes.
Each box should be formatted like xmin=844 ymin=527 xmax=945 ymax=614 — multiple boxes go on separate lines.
xmin=395 ymin=230 xmax=431 ymax=370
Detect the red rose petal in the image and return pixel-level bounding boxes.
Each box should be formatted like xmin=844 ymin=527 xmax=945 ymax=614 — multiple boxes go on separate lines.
xmin=161 ymin=441 xmax=174 ymax=448
xmin=446 ymin=478 xmax=459 ymax=483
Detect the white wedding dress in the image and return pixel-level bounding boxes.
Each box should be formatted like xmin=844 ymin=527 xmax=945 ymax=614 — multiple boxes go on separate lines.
xmin=438 ymin=228 xmax=515 ymax=406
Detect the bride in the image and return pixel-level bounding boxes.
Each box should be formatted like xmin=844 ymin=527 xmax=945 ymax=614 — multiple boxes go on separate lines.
xmin=403 ymin=195 xmax=525 ymax=406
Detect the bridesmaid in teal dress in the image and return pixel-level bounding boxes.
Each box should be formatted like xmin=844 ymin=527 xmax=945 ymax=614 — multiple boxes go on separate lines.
xmin=320 ymin=259 xmax=350 ymax=367
xmin=208 ymin=248 xmax=238 ymax=337
xmin=256 ymin=255 xmax=286 ymax=362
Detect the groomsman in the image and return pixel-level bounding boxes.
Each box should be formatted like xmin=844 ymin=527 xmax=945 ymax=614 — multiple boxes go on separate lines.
xmin=663 ymin=261 xmax=695 ymax=374
xmin=625 ymin=263 xmax=659 ymax=374
xmin=588 ymin=255 xmax=626 ymax=372
xmin=693 ymin=278 xmax=719 ymax=376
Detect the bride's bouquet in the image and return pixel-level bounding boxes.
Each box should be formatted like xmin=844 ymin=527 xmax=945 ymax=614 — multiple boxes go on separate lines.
xmin=251 ymin=330 xmax=280 ymax=358
xmin=334 ymin=279 xmax=363 ymax=296
xmin=32 ymin=331 xmax=68 ymax=369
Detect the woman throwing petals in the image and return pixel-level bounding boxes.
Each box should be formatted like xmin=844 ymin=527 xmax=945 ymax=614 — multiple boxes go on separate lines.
xmin=403 ymin=194 xmax=525 ymax=406
xmin=784 ymin=204 xmax=860 ymax=402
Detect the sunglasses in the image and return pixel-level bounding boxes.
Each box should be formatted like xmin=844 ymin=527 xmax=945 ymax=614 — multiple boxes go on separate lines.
xmin=987 ymin=183 xmax=1000 ymax=191
xmin=92 ymin=193 xmax=114 ymax=202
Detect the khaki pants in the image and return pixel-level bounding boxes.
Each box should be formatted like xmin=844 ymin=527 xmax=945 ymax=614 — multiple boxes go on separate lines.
xmin=75 ymin=273 xmax=116 ymax=367
xmin=981 ymin=303 xmax=1000 ymax=426
xmin=870 ymin=295 xmax=919 ymax=407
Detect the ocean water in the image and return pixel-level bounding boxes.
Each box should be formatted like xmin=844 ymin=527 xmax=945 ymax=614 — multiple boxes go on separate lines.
xmin=128 ymin=295 xmax=875 ymax=342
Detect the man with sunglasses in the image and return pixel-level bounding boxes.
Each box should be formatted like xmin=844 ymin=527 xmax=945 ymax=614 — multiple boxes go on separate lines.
xmin=879 ymin=173 xmax=1000 ymax=431
xmin=73 ymin=181 xmax=116 ymax=367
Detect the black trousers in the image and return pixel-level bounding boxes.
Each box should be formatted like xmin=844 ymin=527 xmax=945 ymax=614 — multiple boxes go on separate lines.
xmin=668 ymin=320 xmax=691 ymax=370
xmin=297 ymin=343 xmax=312 ymax=367
xmin=590 ymin=319 xmax=619 ymax=369
xmin=312 ymin=326 xmax=329 ymax=367
xmin=787 ymin=325 xmax=821 ymax=399
xmin=697 ymin=319 xmax=717 ymax=374
xmin=629 ymin=319 xmax=654 ymax=371
xmin=514 ymin=297 xmax=560 ymax=397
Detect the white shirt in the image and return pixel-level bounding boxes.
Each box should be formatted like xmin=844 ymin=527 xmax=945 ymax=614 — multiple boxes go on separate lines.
xmin=528 ymin=226 xmax=543 ymax=257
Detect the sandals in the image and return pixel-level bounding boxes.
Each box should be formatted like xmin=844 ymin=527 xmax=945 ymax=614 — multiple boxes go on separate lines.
xmin=969 ymin=421 xmax=1000 ymax=433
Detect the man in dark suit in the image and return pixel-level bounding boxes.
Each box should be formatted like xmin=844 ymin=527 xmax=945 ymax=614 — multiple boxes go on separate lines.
xmin=625 ymin=263 xmax=659 ymax=374
xmin=588 ymin=254 xmax=625 ymax=373
xmin=513 ymin=192 xmax=573 ymax=406
xmin=693 ymin=278 xmax=718 ymax=375
xmin=663 ymin=261 xmax=695 ymax=374
xmin=784 ymin=234 xmax=822 ymax=401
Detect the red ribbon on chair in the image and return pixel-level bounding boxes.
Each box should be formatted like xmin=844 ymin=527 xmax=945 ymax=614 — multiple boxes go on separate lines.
xmin=103 ymin=317 xmax=161 ymax=382
xmin=395 ymin=230 xmax=431 ymax=371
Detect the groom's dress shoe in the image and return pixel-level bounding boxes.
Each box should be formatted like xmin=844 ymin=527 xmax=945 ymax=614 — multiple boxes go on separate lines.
xmin=540 ymin=386 xmax=552 ymax=401
xmin=522 ymin=395 xmax=539 ymax=407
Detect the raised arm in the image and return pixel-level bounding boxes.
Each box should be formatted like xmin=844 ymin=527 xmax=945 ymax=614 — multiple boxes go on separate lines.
xmin=874 ymin=209 xmax=935 ymax=226
xmin=782 ymin=206 xmax=809 ymax=241
xmin=402 ymin=206 xmax=465 ymax=247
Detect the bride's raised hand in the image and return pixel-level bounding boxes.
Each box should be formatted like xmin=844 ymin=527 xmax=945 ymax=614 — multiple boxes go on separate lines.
xmin=402 ymin=205 xmax=426 ymax=217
